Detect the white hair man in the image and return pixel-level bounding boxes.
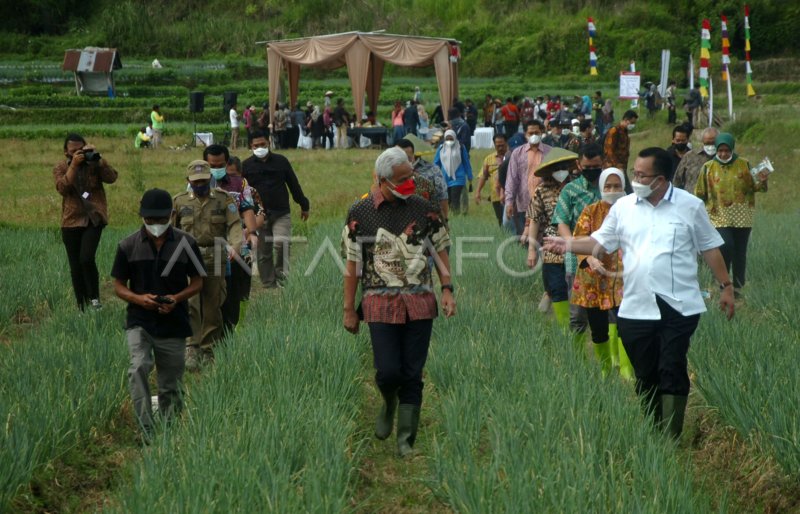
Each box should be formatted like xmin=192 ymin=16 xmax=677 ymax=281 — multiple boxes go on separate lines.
xmin=342 ymin=146 xmax=456 ymax=457
xmin=673 ymin=127 xmax=720 ymax=193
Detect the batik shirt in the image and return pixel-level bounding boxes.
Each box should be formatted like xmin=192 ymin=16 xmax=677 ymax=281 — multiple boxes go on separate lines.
xmin=342 ymin=188 xmax=450 ymax=323
xmin=695 ymin=156 xmax=766 ymax=228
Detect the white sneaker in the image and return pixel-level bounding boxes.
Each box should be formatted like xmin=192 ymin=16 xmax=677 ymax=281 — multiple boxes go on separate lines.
xmin=151 ymin=395 xmax=159 ymax=413
xmin=90 ymin=299 xmax=103 ymax=310
xmin=537 ymin=293 xmax=552 ymax=313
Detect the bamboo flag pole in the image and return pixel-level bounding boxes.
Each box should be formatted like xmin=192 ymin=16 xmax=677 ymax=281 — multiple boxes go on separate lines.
xmin=699 ymin=19 xmax=711 ymax=98
xmin=588 ymin=18 xmax=598 ymax=76
xmin=745 ymin=4 xmax=756 ymax=96
xmin=721 ymin=15 xmax=733 ymax=118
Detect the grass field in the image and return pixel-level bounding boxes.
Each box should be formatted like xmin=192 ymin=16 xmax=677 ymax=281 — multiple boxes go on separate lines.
xmin=1 ymin=74 xmax=799 ymax=513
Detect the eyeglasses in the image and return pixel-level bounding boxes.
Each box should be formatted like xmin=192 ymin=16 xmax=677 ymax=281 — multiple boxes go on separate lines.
xmin=632 ymin=172 xmax=659 ymax=180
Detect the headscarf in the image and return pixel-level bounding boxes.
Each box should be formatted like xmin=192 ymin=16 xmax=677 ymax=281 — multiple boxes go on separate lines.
xmin=714 ymin=132 xmax=738 ymax=164
xmin=417 ymin=103 xmax=428 ymax=121
xmin=440 ymin=129 xmax=462 ymax=180
xmin=582 ymin=95 xmax=592 ymax=114
xmin=599 ymin=167 xmax=626 ymax=192
xmin=310 ymin=106 xmax=321 ymax=122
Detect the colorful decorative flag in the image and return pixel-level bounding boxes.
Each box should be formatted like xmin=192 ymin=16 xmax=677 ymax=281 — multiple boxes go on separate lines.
xmin=744 ymin=5 xmax=756 ymax=96
xmin=699 ymin=19 xmax=711 ymax=98
xmin=588 ymin=18 xmax=598 ymax=76
xmin=721 ymin=15 xmax=731 ymax=81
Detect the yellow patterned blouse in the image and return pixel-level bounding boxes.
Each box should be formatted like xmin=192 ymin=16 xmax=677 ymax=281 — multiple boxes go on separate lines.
xmin=694 ymin=157 xmax=767 ymax=228
xmin=571 ymin=201 xmax=623 ymax=310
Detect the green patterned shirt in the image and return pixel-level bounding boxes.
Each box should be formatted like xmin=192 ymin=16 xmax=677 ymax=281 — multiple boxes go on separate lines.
xmin=551 ymin=176 xmax=601 ymax=275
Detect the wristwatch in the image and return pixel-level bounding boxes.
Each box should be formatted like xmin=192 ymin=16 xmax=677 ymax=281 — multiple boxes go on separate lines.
xmin=719 ymin=280 xmax=733 ymax=290
xmin=441 ymin=284 xmax=454 ymax=293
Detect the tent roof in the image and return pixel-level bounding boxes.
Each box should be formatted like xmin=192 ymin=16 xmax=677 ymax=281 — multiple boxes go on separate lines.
xmin=62 ymin=48 xmax=122 ymax=73
xmin=257 ymin=31 xmax=460 ymax=46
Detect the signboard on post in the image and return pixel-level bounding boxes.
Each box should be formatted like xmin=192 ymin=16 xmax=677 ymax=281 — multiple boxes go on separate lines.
xmin=619 ymin=71 xmax=641 ymax=99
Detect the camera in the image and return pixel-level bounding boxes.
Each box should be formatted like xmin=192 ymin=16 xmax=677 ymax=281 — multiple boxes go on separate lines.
xmin=82 ymin=149 xmax=102 ymax=162
xmin=154 ymin=295 xmax=175 ymax=305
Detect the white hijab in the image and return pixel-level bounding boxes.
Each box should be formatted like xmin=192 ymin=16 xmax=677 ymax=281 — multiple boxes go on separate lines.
xmin=440 ymin=129 xmax=462 ymax=180
xmin=599 ymin=167 xmax=626 ymax=192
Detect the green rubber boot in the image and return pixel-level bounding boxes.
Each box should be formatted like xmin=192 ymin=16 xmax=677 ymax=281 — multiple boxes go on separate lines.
xmin=552 ymin=301 xmax=570 ymax=330
xmin=396 ymin=404 xmax=421 ymax=458
xmin=592 ymin=340 xmax=613 ymax=377
xmin=608 ymin=323 xmax=620 ymax=368
xmin=660 ymin=394 xmax=688 ymax=440
xmin=235 ymin=300 xmax=249 ymax=333
xmin=618 ymin=339 xmax=635 ymax=381
xmin=374 ymin=387 xmax=398 ymax=440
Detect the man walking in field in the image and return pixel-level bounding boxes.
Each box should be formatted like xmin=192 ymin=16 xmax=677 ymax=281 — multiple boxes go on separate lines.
xmin=342 ymin=147 xmax=456 ymax=457
xmin=603 ymin=109 xmax=638 ymax=176
xmin=112 ymin=189 xmax=204 ymax=441
xmin=545 ymin=147 xmax=735 ymax=440
xmin=673 ymin=127 xmax=719 ymax=193
xmin=172 ymin=160 xmax=242 ymax=370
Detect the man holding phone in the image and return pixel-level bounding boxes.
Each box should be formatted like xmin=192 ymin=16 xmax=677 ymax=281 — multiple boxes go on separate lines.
xmin=112 ymin=189 xmax=204 ymax=441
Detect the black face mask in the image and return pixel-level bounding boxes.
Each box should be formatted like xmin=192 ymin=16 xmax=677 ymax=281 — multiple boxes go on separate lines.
xmin=675 ymin=143 xmax=688 ymax=152
xmin=581 ymin=167 xmax=603 ymax=182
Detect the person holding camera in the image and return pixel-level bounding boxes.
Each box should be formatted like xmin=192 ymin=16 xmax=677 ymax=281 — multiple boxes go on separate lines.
xmin=53 ymin=133 xmax=118 ymax=311
xmin=112 ymin=189 xmax=204 ymax=441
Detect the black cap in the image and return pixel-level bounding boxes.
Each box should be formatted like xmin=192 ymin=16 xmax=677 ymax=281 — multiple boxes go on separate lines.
xmin=139 ymin=189 xmax=173 ymax=217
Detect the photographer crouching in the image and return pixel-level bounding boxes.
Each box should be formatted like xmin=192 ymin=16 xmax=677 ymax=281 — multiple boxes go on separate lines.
xmin=53 ymin=133 xmax=118 ymax=310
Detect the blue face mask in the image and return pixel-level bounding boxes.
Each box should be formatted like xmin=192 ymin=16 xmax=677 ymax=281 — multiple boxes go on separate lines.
xmin=210 ymin=167 xmax=227 ymax=180
xmin=191 ymin=183 xmax=210 ymax=197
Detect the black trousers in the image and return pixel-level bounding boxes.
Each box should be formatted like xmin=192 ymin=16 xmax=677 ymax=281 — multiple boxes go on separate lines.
xmin=368 ymin=319 xmax=433 ymax=406
xmin=491 ymin=201 xmax=504 ymax=226
xmin=448 ymin=186 xmax=465 ymax=215
xmin=61 ymin=224 xmax=104 ymax=309
xmin=222 ymin=259 xmax=253 ymax=332
xmin=716 ymin=227 xmax=751 ymax=289
xmin=586 ymin=307 xmax=619 ymax=344
xmin=618 ymin=296 xmax=700 ymax=398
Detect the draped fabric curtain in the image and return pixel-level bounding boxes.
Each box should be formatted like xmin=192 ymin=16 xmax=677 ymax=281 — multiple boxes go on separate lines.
xmin=267 ymin=33 xmax=458 ymax=125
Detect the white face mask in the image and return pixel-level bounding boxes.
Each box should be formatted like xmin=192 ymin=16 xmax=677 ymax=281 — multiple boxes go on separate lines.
xmin=572 ymin=127 xmax=580 ymax=136
xmin=602 ymin=191 xmax=626 ymax=205
xmin=552 ymin=170 xmax=569 ymax=183
xmin=717 ymin=155 xmax=733 ymax=164
xmin=445 ymin=140 xmax=455 ymax=147
xmin=626 ymin=123 xmax=636 ymax=131
xmin=528 ymin=134 xmax=542 ymax=145
xmin=144 ymin=221 xmax=170 ymax=238
xmin=631 ymin=179 xmax=659 ymax=200
xmin=253 ymin=147 xmax=269 ymax=158
xmin=703 ymin=144 xmax=717 ymax=156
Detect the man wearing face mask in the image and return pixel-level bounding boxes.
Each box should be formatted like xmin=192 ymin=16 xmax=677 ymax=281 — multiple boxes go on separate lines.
xmin=243 ymin=130 xmax=310 ymax=288
xmin=552 ymin=144 xmax=605 ymax=340
xmin=204 ymin=145 xmax=262 ymax=332
xmin=172 ymin=160 xmax=243 ymax=371
xmin=474 ymin=133 xmax=508 ymax=226
xmin=54 ymin=133 xmax=118 ymax=311
xmin=112 ymin=188 xmax=204 ymax=440
xmin=666 ymin=124 xmax=691 ymax=178
xmin=544 ymin=147 xmax=735 ymax=441
xmin=603 ymin=110 xmax=638 ymax=177
xmin=505 ymin=121 xmax=553 ymax=236
xmin=673 ymin=127 xmax=719 ymax=193
xmin=342 ymin=147 xmax=455 ymax=458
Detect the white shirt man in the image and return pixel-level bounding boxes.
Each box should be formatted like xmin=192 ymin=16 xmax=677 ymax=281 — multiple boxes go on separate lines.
xmin=229 ymin=107 xmax=239 ymax=129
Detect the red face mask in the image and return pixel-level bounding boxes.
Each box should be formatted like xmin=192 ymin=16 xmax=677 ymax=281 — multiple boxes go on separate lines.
xmin=388 ymin=177 xmax=416 ymax=199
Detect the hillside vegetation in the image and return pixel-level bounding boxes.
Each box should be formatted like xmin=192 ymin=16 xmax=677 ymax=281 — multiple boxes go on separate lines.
xmin=2 ymin=0 xmax=798 ymax=78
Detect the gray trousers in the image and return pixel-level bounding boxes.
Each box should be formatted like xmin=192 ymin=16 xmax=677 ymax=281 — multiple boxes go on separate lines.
xmin=258 ymin=213 xmax=292 ymax=286
xmin=126 ymin=326 xmax=185 ymax=433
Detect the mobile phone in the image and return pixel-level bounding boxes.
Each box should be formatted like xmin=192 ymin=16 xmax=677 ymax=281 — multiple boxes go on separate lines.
xmin=155 ymin=295 xmax=175 ymax=305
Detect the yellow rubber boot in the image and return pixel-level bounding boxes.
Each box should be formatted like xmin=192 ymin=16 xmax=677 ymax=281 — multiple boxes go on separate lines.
xmin=552 ymin=301 xmax=570 ymax=330
xmin=618 ymin=338 xmax=635 ymax=381
xmin=592 ymin=340 xmax=613 ymax=377
xmin=608 ymin=323 xmax=620 ymax=368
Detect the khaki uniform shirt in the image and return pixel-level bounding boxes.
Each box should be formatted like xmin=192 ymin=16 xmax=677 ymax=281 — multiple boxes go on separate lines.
xmin=172 ymin=188 xmax=243 ymax=267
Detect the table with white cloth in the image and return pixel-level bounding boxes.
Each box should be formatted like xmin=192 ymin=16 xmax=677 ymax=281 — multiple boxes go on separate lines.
xmin=472 ymin=127 xmax=494 ymax=149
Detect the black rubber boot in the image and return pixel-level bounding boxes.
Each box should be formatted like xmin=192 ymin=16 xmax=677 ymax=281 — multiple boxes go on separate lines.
xmin=660 ymin=394 xmax=688 ymax=440
xmin=374 ymin=387 xmax=398 ymax=440
xmin=396 ymin=404 xmax=420 ymax=458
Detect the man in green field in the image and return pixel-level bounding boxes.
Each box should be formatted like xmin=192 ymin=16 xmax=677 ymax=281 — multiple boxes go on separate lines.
xmin=545 ymin=147 xmax=736 ymax=440
xmin=172 ymin=160 xmax=242 ymax=370
xmin=112 ymin=189 xmax=204 ymax=441
xmin=342 ymin=147 xmax=456 ymax=457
